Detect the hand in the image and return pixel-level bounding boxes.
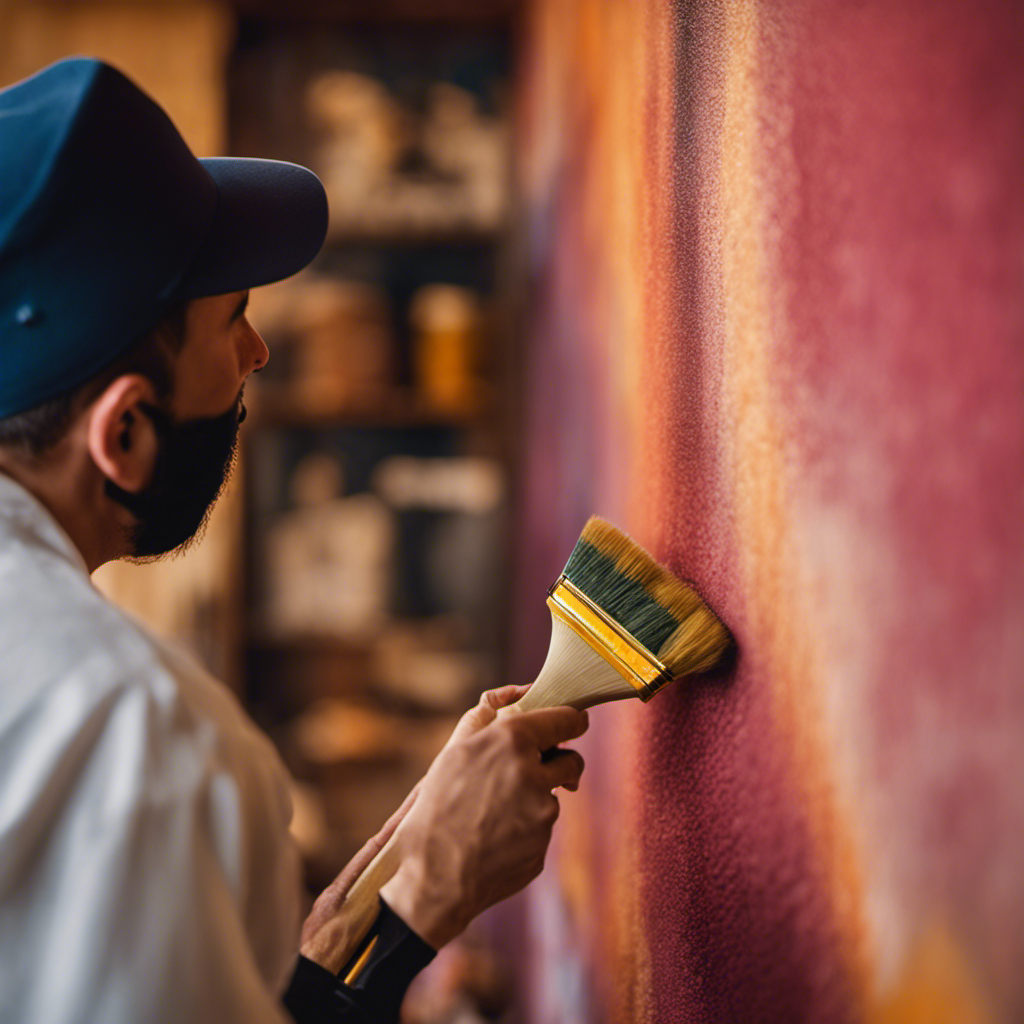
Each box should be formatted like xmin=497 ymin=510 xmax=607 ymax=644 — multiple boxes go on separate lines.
xmin=378 ymin=685 xmax=588 ymax=949
xmin=299 ymin=687 xmax=533 ymax=953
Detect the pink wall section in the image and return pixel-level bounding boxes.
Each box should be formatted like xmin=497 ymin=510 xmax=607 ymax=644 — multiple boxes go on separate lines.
xmin=509 ymin=3 xmax=1024 ymax=1022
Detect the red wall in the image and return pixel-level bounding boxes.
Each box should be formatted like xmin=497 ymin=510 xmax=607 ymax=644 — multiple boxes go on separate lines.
xmin=510 ymin=3 xmax=1024 ymax=1022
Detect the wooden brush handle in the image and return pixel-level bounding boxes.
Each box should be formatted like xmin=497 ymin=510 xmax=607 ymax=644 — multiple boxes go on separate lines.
xmin=319 ymin=627 xmax=633 ymax=971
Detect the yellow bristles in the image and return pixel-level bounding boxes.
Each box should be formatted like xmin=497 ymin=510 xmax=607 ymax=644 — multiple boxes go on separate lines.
xmin=657 ymin=603 xmax=732 ymax=678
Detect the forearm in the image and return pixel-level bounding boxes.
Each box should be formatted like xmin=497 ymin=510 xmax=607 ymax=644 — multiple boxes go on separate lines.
xmin=378 ymin=855 xmax=460 ymax=950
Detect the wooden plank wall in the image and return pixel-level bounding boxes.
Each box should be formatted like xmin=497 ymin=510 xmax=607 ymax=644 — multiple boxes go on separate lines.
xmin=0 ymin=1 xmax=243 ymax=688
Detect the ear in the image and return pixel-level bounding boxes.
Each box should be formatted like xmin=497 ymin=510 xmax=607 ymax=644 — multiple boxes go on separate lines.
xmin=86 ymin=375 xmax=161 ymax=494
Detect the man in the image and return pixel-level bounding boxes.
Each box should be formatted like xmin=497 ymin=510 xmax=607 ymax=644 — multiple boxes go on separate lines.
xmin=0 ymin=58 xmax=587 ymax=1023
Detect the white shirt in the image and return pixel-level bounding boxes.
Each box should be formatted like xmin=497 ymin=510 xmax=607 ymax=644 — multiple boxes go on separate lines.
xmin=0 ymin=474 xmax=302 ymax=1023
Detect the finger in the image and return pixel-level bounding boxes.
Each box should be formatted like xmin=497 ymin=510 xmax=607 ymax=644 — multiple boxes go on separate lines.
xmin=541 ymin=792 xmax=561 ymax=828
xmin=450 ymin=684 xmax=533 ymax=741
xmin=537 ymin=748 xmax=585 ymax=791
xmin=509 ymin=705 xmax=589 ymax=752
xmin=481 ymin=684 xmax=533 ymax=710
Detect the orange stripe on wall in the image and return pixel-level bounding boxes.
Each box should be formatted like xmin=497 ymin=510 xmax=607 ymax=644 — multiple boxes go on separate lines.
xmin=717 ymin=0 xmax=871 ymax=1011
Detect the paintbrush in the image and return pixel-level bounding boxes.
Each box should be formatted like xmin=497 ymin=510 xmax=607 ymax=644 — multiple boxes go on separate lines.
xmin=503 ymin=516 xmax=731 ymax=713
xmin=318 ymin=516 xmax=732 ymax=975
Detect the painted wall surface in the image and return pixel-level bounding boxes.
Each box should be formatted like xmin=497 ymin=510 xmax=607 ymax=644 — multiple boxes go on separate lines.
xmin=509 ymin=3 xmax=1024 ymax=1022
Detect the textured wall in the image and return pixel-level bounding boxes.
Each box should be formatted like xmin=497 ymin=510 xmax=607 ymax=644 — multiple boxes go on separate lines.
xmin=510 ymin=3 xmax=1024 ymax=1022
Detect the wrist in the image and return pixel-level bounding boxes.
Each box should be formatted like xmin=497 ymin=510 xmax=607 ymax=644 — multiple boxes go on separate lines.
xmin=379 ymin=858 xmax=464 ymax=950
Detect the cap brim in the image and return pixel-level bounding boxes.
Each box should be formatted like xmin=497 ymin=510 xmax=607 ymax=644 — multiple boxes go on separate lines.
xmin=174 ymin=157 xmax=328 ymax=300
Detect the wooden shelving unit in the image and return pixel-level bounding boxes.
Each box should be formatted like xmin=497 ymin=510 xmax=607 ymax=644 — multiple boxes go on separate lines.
xmin=227 ymin=7 xmax=517 ymax=888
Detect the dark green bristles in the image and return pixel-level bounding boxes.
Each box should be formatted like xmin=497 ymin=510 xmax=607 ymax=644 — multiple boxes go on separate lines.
xmin=563 ymin=539 xmax=682 ymax=654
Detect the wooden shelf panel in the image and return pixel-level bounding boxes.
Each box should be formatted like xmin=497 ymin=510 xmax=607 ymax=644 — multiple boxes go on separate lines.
xmin=247 ymin=389 xmax=487 ymax=430
xmin=324 ymin=228 xmax=502 ymax=248
xmin=230 ymin=0 xmax=518 ymax=25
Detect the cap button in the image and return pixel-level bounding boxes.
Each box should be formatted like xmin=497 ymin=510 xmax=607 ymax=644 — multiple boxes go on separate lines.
xmin=15 ymin=303 xmax=43 ymax=327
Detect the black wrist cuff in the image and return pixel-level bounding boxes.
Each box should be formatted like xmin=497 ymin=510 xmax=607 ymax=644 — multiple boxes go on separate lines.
xmin=339 ymin=897 xmax=436 ymax=1019
xmin=284 ymin=955 xmax=371 ymax=1024
xmin=283 ymin=900 xmax=435 ymax=1024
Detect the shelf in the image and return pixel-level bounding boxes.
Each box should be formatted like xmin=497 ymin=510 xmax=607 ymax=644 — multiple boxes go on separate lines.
xmin=323 ymin=227 xmax=502 ymax=249
xmin=247 ymin=388 xmax=488 ymax=430
xmin=231 ymin=0 xmax=516 ymax=25
xmin=248 ymin=633 xmax=371 ymax=654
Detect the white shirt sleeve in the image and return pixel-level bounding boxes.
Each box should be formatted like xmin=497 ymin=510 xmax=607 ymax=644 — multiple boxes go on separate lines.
xmin=0 ymin=637 xmax=303 ymax=1024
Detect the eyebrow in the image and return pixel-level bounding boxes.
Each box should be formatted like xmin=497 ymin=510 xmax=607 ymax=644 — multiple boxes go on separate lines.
xmin=229 ymin=291 xmax=250 ymax=324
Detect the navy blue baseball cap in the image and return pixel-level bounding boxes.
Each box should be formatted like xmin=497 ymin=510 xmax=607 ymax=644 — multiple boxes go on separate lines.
xmin=0 ymin=57 xmax=329 ymax=418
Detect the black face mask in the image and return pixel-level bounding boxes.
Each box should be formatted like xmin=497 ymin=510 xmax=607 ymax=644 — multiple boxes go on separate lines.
xmin=105 ymin=397 xmax=244 ymax=560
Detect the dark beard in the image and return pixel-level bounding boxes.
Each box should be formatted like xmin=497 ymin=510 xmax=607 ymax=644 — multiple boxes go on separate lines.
xmin=105 ymin=397 xmax=244 ymax=560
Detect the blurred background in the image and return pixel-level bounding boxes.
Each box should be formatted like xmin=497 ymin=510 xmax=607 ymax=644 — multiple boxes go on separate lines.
xmin=3 ymin=3 xmax=1024 ymax=1024
xmin=1 ymin=1 xmax=525 ymax=1021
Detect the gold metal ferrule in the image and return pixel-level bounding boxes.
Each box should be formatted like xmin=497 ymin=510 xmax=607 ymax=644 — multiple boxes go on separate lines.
xmin=546 ymin=575 xmax=673 ymax=701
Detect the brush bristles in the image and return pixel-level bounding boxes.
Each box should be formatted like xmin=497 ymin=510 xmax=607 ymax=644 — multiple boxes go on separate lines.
xmin=657 ymin=604 xmax=731 ymax=677
xmin=564 ymin=516 xmax=731 ymax=679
